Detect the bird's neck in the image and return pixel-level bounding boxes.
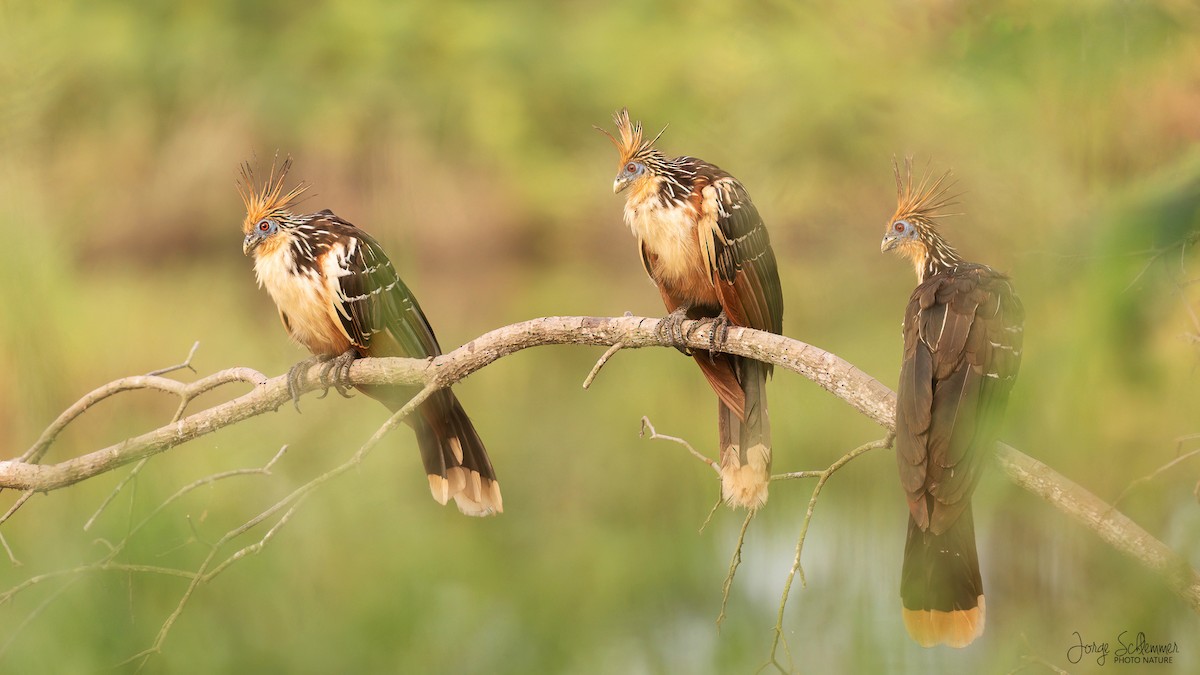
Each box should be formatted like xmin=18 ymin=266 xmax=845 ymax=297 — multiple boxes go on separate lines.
xmin=915 ymin=229 xmax=964 ymax=283
xmin=624 ymin=153 xmax=690 ymax=206
xmin=252 ymin=219 xmax=330 ymax=284
xmin=252 ymin=229 xmax=301 ymax=288
xmin=652 ymin=158 xmax=692 ymax=204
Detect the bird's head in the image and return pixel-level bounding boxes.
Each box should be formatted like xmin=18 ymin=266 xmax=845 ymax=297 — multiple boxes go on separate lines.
xmin=237 ymin=157 xmax=309 ymax=257
xmin=595 ymin=107 xmax=668 ymax=195
xmin=881 ymin=157 xmax=957 ymax=266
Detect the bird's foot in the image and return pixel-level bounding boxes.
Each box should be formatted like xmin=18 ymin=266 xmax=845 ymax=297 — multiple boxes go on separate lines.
xmin=655 ymin=307 xmax=692 ymax=355
xmin=316 ymin=348 xmax=357 ymax=400
xmin=286 ymin=354 xmax=331 ymax=412
xmin=688 ymin=311 xmax=731 ymax=363
xmin=707 ymin=311 xmax=732 ymax=352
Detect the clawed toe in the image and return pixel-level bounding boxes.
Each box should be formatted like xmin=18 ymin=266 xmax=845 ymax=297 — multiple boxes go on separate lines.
xmin=653 ymin=309 xmax=733 ymax=359
xmin=697 ymin=312 xmax=731 ymax=362
xmin=318 ymin=349 xmax=358 ymax=399
xmin=655 ymin=308 xmax=692 ymax=355
xmin=707 ymin=313 xmax=731 ymax=351
xmin=286 ymin=355 xmax=324 ymax=412
xmin=285 ymin=350 xmax=357 ymax=410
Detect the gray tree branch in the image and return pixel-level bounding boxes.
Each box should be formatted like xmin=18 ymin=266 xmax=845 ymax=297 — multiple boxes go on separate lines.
xmin=1 ymin=315 xmax=1196 ymax=611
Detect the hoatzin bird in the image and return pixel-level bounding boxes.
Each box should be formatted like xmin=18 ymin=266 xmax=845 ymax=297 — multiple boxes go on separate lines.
xmin=238 ymin=159 xmax=501 ymax=516
xmin=599 ymin=109 xmax=784 ymax=510
xmin=881 ymin=159 xmax=1023 ymax=647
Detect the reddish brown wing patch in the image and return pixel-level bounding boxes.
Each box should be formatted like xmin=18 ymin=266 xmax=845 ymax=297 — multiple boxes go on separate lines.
xmin=655 ymin=281 xmax=746 ymax=418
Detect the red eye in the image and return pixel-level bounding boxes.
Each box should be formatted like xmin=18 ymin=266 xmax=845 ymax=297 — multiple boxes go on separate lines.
xmin=893 ymin=221 xmax=905 ymax=232
xmin=258 ymin=219 xmax=272 ymax=232
xmin=625 ymin=162 xmax=638 ymax=173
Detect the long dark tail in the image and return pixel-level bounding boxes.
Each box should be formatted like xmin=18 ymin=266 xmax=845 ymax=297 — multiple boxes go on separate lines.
xmin=361 ymin=383 xmax=502 ymax=517
xmin=901 ymin=504 xmax=985 ymax=647
xmin=718 ymin=357 xmax=771 ymax=509
xmin=410 ymin=390 xmax=502 ymax=516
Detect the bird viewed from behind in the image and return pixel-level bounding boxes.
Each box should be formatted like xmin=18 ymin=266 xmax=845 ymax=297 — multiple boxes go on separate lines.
xmin=881 ymin=159 xmax=1024 ymax=647
xmin=238 ymin=158 xmax=501 ymax=516
xmin=599 ymin=108 xmax=785 ymax=510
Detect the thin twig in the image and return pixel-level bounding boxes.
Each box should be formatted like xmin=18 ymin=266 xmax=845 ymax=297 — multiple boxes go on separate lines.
xmin=767 ymin=436 xmax=893 ymax=667
xmin=1182 ymin=294 xmax=1200 ymax=335
xmin=582 ymin=342 xmax=624 ymax=389
xmin=1123 ymin=232 xmax=1198 ymax=293
xmin=716 ymin=509 xmax=755 ymax=631
xmin=640 ymin=416 xmax=720 ymax=474
xmin=102 ymin=446 xmax=291 ymax=557
xmin=146 ymin=341 xmax=201 ymax=377
xmin=1110 ymin=448 xmax=1200 ymax=510
xmin=201 ymin=496 xmax=307 ymax=583
xmin=771 ymin=470 xmax=825 ymax=480
xmin=1008 ymin=634 xmax=1071 ymax=674
xmin=17 ymin=365 xmax=267 ymax=466
xmin=0 ymin=563 xmax=196 ymax=607
xmin=84 ymin=457 xmax=150 ymax=532
xmin=0 ymin=491 xmax=33 ymax=528
xmin=0 ymin=444 xmax=295 ymax=670
xmin=0 ymin=531 xmax=19 ymax=566
xmin=1014 ymin=653 xmax=1072 ymax=674
xmin=698 ymin=498 xmax=722 ymax=534
xmin=0 ymin=577 xmax=81 ymax=658
xmin=126 ymin=384 xmax=435 ymax=666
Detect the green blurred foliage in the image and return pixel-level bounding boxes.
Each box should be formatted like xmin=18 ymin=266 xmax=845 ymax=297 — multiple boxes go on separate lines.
xmin=1 ymin=0 xmax=1199 ymax=672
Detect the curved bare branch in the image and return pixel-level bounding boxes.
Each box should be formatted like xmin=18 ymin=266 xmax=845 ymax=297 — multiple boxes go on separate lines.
xmin=0 ymin=315 xmax=1195 ymax=612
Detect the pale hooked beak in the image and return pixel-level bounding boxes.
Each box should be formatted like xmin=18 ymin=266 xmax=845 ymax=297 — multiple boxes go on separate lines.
xmin=243 ymin=232 xmax=262 ymax=256
xmin=613 ymin=176 xmax=631 ymax=194
xmin=880 ymin=234 xmax=901 ymax=253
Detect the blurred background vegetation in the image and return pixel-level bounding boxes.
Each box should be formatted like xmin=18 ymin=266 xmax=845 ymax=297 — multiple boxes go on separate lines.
xmin=1 ymin=0 xmax=1198 ymax=672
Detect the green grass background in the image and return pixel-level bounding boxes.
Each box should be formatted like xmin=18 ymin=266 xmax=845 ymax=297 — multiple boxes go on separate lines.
xmin=1 ymin=1 xmax=1198 ymax=672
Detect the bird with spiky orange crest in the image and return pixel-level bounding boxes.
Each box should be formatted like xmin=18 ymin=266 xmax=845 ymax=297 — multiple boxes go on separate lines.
xmin=599 ymin=108 xmax=785 ymax=510
xmin=881 ymin=158 xmax=1024 ymax=647
xmin=238 ymin=157 xmax=501 ymax=516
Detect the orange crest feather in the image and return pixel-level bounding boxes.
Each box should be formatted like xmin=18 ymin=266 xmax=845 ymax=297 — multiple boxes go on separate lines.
xmin=594 ymin=107 xmax=668 ymax=167
xmin=890 ymin=156 xmax=958 ymax=224
xmin=237 ymin=156 xmax=310 ymax=234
